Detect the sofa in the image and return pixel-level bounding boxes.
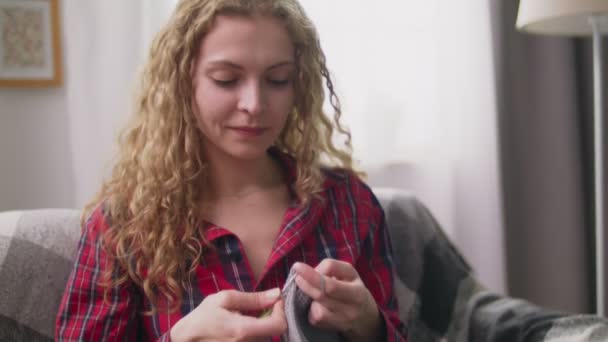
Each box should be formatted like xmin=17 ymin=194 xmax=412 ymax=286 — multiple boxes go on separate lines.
xmin=1 ymin=188 xmax=607 ymax=341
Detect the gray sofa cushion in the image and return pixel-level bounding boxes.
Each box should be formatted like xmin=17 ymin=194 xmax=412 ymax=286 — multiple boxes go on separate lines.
xmin=0 ymin=209 xmax=81 ymax=340
xmin=0 ymin=314 xmax=52 ymax=342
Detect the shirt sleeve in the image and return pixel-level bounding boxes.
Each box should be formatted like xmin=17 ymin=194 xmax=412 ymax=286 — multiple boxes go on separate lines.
xmin=355 ymin=191 xmax=408 ymax=342
xmin=54 ymin=205 xmax=172 ymax=342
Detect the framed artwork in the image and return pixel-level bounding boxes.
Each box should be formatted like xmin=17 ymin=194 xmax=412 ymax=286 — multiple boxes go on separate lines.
xmin=0 ymin=0 xmax=62 ymax=87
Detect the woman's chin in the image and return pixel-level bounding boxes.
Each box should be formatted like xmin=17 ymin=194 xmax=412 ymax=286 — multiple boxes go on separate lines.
xmin=223 ymin=145 xmax=273 ymax=161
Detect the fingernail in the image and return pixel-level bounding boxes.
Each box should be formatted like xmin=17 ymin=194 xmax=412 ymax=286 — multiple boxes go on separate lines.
xmin=266 ymin=288 xmax=280 ymax=299
xmin=293 ymin=262 xmax=302 ymax=271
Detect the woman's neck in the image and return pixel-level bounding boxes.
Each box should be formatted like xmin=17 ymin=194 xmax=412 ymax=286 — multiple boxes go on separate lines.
xmin=204 ymin=149 xmax=284 ymax=201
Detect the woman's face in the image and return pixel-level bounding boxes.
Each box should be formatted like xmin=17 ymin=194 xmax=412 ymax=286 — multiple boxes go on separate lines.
xmin=192 ymin=14 xmax=296 ymax=162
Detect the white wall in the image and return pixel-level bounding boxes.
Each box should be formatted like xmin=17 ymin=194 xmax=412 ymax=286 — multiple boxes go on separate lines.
xmin=0 ymin=0 xmax=144 ymax=210
xmin=300 ymin=0 xmax=506 ymax=293
xmin=0 ymin=88 xmax=74 ymax=210
xmin=63 ymin=0 xmax=144 ymax=207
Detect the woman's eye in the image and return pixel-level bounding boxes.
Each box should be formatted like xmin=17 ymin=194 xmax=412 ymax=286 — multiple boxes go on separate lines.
xmin=213 ymin=79 xmax=237 ymax=87
xmin=268 ymin=79 xmax=290 ymax=87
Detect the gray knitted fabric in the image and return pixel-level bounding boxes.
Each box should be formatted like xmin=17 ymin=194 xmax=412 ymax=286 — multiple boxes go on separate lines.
xmin=281 ymin=266 xmax=341 ymax=342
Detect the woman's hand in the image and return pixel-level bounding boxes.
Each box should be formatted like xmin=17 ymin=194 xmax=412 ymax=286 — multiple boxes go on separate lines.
xmin=293 ymin=259 xmax=383 ymax=342
xmin=170 ymin=288 xmax=287 ymax=342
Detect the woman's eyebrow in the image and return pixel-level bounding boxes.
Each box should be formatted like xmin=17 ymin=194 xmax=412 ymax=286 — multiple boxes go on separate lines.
xmin=267 ymin=61 xmax=295 ymax=70
xmin=206 ymin=60 xmax=243 ymax=70
xmin=205 ymin=59 xmax=294 ymax=70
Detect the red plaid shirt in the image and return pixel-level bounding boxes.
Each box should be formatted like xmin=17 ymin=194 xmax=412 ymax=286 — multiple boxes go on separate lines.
xmin=55 ymin=151 xmax=407 ymax=341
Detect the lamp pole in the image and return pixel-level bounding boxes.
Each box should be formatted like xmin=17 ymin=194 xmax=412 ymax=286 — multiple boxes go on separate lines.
xmin=590 ymin=15 xmax=605 ymax=317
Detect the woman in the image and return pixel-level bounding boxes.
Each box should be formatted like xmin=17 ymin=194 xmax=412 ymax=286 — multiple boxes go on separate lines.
xmin=56 ymin=0 xmax=407 ymax=341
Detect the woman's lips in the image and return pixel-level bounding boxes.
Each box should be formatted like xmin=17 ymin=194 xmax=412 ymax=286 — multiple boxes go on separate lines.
xmin=227 ymin=126 xmax=268 ymax=137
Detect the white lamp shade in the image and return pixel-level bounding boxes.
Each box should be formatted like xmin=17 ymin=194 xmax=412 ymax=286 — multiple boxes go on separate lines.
xmin=516 ymin=0 xmax=608 ymax=36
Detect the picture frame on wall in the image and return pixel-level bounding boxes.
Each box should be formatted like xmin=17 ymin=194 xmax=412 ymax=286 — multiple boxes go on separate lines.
xmin=0 ymin=0 xmax=62 ymax=87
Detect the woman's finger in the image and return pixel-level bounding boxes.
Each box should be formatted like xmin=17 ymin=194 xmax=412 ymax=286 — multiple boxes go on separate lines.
xmin=315 ymin=258 xmax=358 ymax=281
xmin=292 ymin=262 xmax=324 ymax=294
xmin=308 ymin=300 xmax=349 ymax=331
xmin=228 ymin=307 xmax=288 ymax=339
xmin=214 ymin=288 xmax=281 ymax=311
xmin=269 ymin=299 xmax=285 ymax=320
xmin=295 ymin=276 xmax=348 ymax=313
xmin=293 ymin=262 xmax=361 ymax=303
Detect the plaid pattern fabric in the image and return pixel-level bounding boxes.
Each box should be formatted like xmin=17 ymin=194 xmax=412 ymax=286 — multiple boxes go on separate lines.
xmin=55 ymin=150 xmax=407 ymax=341
xmin=2 ymin=175 xmax=608 ymax=341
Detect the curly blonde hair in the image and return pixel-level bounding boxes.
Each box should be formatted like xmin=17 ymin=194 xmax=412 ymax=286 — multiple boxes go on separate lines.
xmin=86 ymin=0 xmax=355 ymax=313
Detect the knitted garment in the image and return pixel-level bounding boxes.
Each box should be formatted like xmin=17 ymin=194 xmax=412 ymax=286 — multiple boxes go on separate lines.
xmin=281 ymin=266 xmax=341 ymax=342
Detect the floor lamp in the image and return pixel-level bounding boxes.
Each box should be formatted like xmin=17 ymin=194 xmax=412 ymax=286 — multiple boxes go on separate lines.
xmin=516 ymin=0 xmax=608 ymax=317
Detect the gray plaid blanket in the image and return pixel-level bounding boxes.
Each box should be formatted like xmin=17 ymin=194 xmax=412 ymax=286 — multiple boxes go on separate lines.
xmin=375 ymin=188 xmax=608 ymax=342
xmin=1 ymin=190 xmax=607 ymax=341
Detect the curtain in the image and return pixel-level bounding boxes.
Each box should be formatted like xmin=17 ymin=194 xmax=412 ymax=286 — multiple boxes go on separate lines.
xmin=62 ymin=0 xmax=173 ymax=207
xmin=491 ymin=0 xmax=608 ymax=314
xmin=299 ymin=0 xmax=507 ymax=294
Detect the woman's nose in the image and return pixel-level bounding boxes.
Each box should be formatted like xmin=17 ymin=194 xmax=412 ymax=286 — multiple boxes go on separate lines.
xmin=237 ymin=80 xmax=264 ymax=116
